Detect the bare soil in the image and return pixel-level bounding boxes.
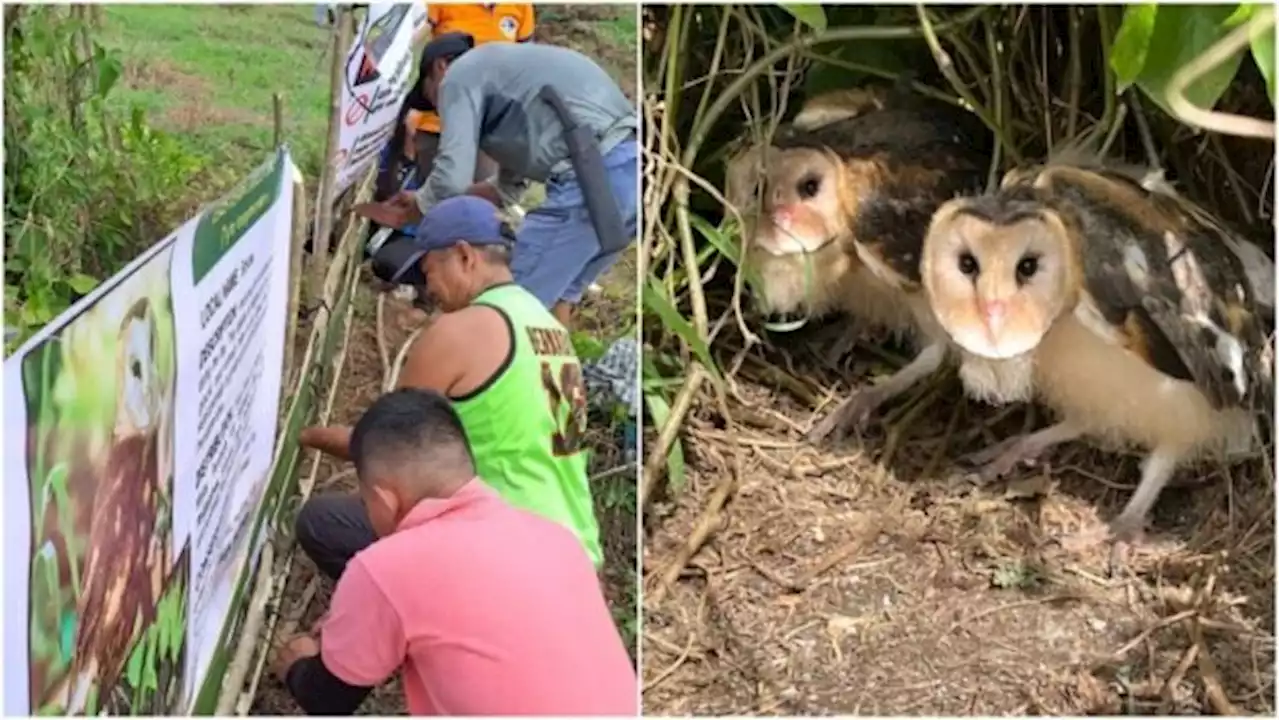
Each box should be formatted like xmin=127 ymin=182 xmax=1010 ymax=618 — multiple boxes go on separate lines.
xmin=642 ymin=318 xmax=1275 ymax=716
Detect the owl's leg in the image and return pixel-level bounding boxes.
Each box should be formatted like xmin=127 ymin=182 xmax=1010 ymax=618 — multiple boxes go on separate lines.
xmin=807 ymin=341 xmax=946 ymax=443
xmin=1060 ymin=446 xmax=1182 ymax=575
xmin=1110 ymin=446 xmax=1181 ymax=540
xmin=963 ymin=420 xmax=1083 ymax=484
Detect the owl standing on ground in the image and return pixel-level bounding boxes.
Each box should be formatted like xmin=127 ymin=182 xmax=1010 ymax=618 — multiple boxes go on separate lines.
xmin=66 ymin=297 xmax=167 ymax=712
xmin=724 ymin=83 xmax=991 ymax=441
xmin=921 ymin=162 xmax=1273 ymax=546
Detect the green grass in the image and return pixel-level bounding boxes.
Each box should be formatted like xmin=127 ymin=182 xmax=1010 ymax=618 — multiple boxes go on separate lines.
xmin=96 ymin=4 xmax=332 ymax=181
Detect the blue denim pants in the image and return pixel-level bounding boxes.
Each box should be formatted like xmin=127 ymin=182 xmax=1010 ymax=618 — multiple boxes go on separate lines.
xmin=511 ymin=138 xmax=638 ymax=306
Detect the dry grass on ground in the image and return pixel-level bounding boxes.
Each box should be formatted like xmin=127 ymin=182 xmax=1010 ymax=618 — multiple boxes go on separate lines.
xmin=642 ymin=312 xmax=1274 ymax=716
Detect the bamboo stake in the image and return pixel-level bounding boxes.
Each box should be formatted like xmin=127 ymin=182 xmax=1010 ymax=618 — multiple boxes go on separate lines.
xmin=308 ymin=6 xmax=351 ymax=304
xmin=215 ymin=168 xmax=375 ymax=715
xmin=214 ymin=542 xmax=273 ymax=715
xmin=236 ymin=260 xmax=362 ymax=715
xmin=282 ymin=173 xmax=308 ymax=393
xmin=272 ymin=92 xmax=284 ymax=148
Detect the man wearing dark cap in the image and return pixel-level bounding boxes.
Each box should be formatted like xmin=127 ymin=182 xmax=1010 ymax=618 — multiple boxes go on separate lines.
xmin=363 ymin=32 xmax=638 ymax=328
xmin=298 ymin=195 xmax=605 ymax=572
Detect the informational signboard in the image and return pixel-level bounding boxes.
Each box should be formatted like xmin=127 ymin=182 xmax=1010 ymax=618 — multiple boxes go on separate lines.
xmin=334 ymin=1 xmax=429 ymax=193
xmin=3 ymin=149 xmax=296 ymax=716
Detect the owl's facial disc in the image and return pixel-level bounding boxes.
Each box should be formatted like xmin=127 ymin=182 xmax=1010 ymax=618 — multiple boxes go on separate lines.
xmin=120 ymin=311 xmax=160 ymax=431
xmin=923 ymin=207 xmax=1070 ymax=361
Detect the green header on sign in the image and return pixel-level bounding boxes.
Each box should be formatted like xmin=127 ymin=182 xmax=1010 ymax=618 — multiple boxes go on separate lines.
xmin=190 ymin=149 xmax=287 ymax=283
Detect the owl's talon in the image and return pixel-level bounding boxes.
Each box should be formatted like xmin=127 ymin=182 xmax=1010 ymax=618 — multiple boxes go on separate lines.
xmin=807 ymin=389 xmax=883 ymax=444
xmin=960 ymin=435 xmax=1042 ymax=484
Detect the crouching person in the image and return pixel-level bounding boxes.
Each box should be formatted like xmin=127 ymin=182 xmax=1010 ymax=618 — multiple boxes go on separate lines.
xmin=272 ymin=388 xmax=637 ymax=715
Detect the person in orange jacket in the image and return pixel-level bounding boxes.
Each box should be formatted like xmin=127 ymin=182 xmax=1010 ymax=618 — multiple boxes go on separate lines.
xmin=400 ymin=4 xmax=536 ymax=183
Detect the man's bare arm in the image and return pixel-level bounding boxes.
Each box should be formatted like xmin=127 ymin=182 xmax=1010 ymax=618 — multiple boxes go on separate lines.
xmin=396 ymin=312 xmax=469 ymax=392
xmin=298 ymin=313 xmax=477 ymax=455
xmin=299 ymin=426 xmax=353 ymax=462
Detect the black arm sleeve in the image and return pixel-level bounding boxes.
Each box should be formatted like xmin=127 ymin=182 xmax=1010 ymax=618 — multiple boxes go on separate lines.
xmin=284 ymin=655 xmax=376 ymax=716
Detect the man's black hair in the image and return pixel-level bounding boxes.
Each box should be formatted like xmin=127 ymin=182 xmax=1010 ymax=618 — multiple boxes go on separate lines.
xmin=349 ymin=388 xmax=475 ymax=483
xmin=404 ymin=31 xmax=475 ymax=113
xmin=379 ymin=32 xmax=477 ymax=199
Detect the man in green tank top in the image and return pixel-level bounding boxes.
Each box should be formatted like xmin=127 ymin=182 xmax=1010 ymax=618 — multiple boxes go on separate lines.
xmin=296 ymin=196 xmax=604 ymax=569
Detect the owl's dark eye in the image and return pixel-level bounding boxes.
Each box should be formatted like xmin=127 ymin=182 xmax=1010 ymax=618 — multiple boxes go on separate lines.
xmin=797 ymin=175 xmax=821 ymax=199
xmin=957 ymin=252 xmax=979 ymax=277
xmin=131 ymin=360 xmax=142 ymax=378
xmin=1016 ymin=255 xmax=1039 ymax=283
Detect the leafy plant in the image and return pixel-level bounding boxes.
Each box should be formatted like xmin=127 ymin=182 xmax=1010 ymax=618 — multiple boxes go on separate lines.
xmin=1111 ymin=3 xmax=1277 ymax=112
xmin=4 ymin=5 xmax=203 ymax=354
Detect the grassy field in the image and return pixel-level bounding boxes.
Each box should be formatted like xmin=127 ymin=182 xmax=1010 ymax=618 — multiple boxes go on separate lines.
xmin=96 ymin=3 xmax=639 ymax=183
xmin=84 ymin=2 xmax=640 ymax=713
xmin=96 ymin=3 xmax=355 ymax=184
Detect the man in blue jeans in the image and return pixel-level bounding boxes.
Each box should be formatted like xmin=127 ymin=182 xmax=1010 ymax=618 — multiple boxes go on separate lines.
xmin=364 ymin=32 xmax=638 ymax=327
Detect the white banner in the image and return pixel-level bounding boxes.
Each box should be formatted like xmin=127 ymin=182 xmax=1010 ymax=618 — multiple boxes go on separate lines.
xmin=3 ymin=149 xmax=296 ymax=715
xmin=333 ymin=2 xmax=429 ymax=193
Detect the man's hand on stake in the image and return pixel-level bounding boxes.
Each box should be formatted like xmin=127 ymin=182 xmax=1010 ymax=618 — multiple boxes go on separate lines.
xmin=354 ymin=191 xmax=423 ymax=229
xmin=272 ymin=633 xmax=321 ymax=681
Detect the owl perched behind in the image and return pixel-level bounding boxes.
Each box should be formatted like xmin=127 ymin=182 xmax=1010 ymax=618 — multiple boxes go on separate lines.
xmin=67 ymin=298 xmax=166 ymax=713
xmin=921 ymin=162 xmax=1273 ymax=541
xmin=724 ymin=84 xmax=992 ymax=441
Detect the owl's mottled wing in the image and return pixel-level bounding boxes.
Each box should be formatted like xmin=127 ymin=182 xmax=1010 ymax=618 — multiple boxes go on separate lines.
xmin=1037 ymin=167 xmax=1272 ymax=412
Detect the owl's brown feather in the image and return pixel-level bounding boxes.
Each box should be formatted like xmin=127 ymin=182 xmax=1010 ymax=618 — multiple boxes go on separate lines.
xmin=72 ymin=430 xmax=160 ymax=699
xmin=1014 ymin=164 xmax=1271 ymax=413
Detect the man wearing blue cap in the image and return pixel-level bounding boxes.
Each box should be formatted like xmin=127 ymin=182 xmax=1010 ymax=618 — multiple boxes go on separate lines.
xmin=359 ymin=32 xmax=638 ymax=328
xmin=298 ymin=195 xmax=605 ymax=574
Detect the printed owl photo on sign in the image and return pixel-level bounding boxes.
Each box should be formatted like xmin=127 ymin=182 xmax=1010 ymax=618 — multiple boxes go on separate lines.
xmin=19 ymin=246 xmax=185 ymax=716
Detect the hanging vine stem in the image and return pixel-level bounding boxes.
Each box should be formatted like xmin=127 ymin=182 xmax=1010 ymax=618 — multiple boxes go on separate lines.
xmin=1165 ymin=5 xmax=1276 ymax=140
xmin=914 ymin=4 xmax=1020 ymax=165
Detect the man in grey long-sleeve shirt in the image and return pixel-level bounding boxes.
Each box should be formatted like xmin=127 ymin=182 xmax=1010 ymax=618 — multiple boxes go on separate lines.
xmin=372 ymin=33 xmax=638 ymax=326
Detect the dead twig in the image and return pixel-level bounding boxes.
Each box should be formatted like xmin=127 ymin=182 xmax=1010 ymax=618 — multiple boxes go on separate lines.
xmin=649 ymin=454 xmax=742 ymax=604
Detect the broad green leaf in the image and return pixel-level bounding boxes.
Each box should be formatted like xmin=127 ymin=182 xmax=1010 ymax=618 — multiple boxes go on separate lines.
xmin=143 ymin=632 xmax=159 ymax=692
xmin=779 ymin=4 xmax=827 ymax=32
xmin=644 ymin=391 xmax=686 ymax=490
xmin=125 ymin=637 xmax=144 ymax=688
xmin=1134 ymin=4 xmax=1251 ymax=115
xmin=1251 ymin=17 xmax=1277 ymax=106
xmin=642 ymin=276 xmax=721 ymax=385
xmin=688 ymin=212 xmax=739 ymax=265
xmin=1110 ymin=3 xmax=1159 ymax=91
xmin=1223 ymin=3 xmax=1257 ymax=26
xmin=66 ymin=273 xmax=98 ymax=294
xmin=93 ymin=46 xmax=122 ymax=97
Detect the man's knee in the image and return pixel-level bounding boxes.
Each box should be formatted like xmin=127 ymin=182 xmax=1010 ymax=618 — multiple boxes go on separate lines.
xmin=294 ymin=496 xmax=331 ymax=558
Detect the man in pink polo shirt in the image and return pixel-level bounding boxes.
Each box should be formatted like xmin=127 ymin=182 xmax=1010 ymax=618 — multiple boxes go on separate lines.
xmin=271 ymin=388 xmax=636 ymax=715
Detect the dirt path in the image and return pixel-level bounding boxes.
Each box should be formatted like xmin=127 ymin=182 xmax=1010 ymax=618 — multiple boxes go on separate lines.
xmin=642 ymin=320 xmax=1274 ymax=716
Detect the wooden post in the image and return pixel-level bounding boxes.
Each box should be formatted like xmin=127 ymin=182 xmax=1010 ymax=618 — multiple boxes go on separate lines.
xmin=308 ymin=5 xmax=352 ymax=305
xmin=283 ymin=176 xmax=308 ymax=393
xmin=272 ymin=92 xmax=283 ymax=149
